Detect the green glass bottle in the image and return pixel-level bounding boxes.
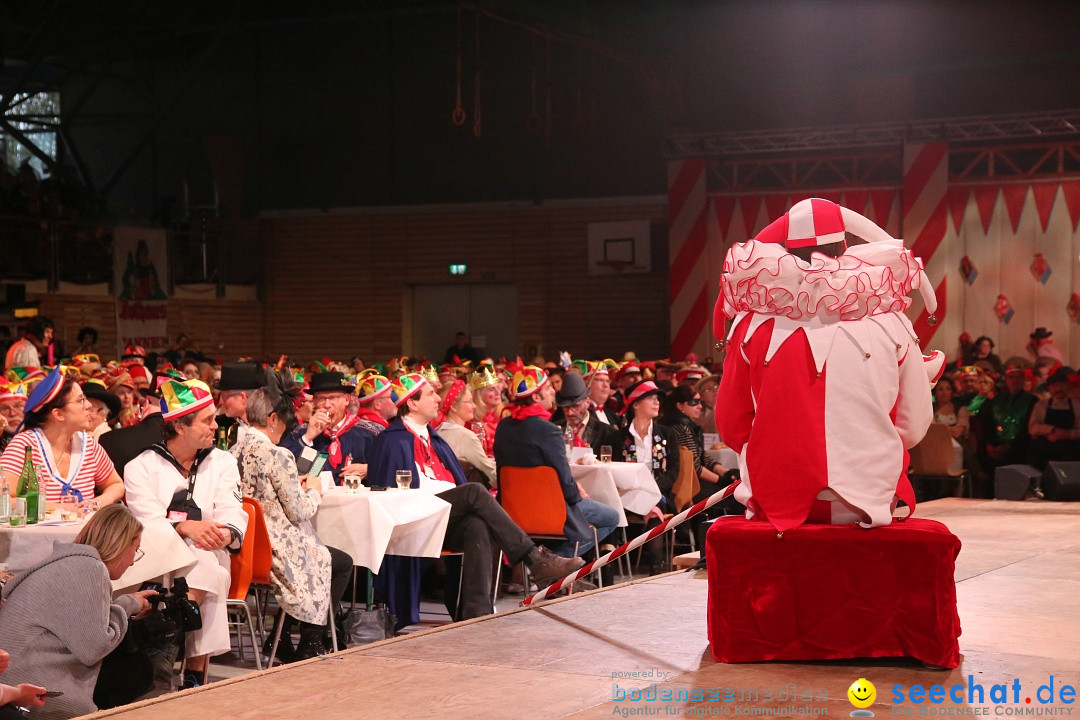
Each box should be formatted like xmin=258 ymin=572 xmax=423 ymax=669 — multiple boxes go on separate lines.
xmin=215 ymin=425 xmax=228 ymax=451
xmin=16 ymin=447 xmax=39 ymax=525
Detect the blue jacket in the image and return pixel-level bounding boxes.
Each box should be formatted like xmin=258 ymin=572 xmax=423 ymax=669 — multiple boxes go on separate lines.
xmin=367 ymin=418 xmax=465 ymax=628
xmin=280 ymin=421 xmax=376 ymax=486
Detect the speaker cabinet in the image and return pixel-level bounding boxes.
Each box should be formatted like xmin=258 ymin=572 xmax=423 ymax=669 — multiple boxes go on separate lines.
xmin=994 ymin=465 xmax=1040 ymax=500
xmin=1043 ymin=461 xmax=1080 ymax=501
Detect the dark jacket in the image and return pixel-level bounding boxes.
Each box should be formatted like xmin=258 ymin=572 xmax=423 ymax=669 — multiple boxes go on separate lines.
xmin=613 ymin=421 xmax=681 ymax=509
xmin=280 ymin=419 xmax=376 ymax=486
xmin=550 ymin=410 xmax=620 ymax=456
xmin=98 ymin=412 xmax=164 ymax=478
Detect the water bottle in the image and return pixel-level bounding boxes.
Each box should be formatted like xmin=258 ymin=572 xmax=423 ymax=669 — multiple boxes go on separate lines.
xmin=563 ymin=424 xmax=574 ymax=460
xmin=0 ymin=476 xmax=10 ymax=523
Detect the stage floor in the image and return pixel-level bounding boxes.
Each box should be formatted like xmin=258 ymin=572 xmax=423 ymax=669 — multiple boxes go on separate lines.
xmin=84 ymin=498 xmax=1080 ymax=719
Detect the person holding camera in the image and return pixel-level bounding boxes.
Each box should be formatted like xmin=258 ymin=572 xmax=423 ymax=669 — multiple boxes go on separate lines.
xmin=123 ymin=379 xmax=247 ymax=690
xmin=232 ymin=374 xmax=354 ymax=662
xmin=0 ymin=504 xmax=154 ymax=719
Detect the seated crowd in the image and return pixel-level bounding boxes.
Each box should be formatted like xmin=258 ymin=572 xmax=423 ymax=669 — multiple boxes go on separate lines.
xmin=0 ymin=322 xmax=743 ymax=718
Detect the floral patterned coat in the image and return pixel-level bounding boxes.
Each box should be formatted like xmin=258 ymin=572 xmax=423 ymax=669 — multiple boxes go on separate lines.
xmin=232 ymin=430 xmax=331 ymax=624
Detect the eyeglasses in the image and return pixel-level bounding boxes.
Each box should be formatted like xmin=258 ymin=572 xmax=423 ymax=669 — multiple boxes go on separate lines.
xmin=65 ymin=396 xmax=92 ymax=407
xmin=133 ymin=548 xmax=144 ymax=562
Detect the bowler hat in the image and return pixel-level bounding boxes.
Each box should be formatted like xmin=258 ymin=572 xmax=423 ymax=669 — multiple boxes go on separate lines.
xmin=555 ymin=371 xmax=588 ymax=407
xmin=216 ymin=362 xmax=267 ymax=391
xmin=306 ymin=371 xmax=354 ymax=395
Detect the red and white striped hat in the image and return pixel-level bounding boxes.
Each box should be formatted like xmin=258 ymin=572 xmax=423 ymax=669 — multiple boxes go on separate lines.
xmin=755 ymin=198 xmax=847 ymax=250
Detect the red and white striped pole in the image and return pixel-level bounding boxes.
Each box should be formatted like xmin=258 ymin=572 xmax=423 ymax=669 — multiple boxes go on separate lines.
xmin=521 ymin=480 xmax=741 ymax=607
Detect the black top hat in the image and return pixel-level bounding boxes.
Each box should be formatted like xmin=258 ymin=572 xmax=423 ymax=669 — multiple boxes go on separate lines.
xmin=216 ymin=361 xmax=267 ymax=391
xmin=1030 ymin=327 xmax=1053 ymax=340
xmin=555 ymin=371 xmax=588 ymax=407
xmin=82 ymin=382 xmax=122 ymax=419
xmin=306 ymin=371 xmax=355 ymax=395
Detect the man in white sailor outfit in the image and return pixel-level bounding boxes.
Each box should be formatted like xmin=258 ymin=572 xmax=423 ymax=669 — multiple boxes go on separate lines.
xmin=716 ymin=198 xmax=944 ymax=532
xmin=124 ymin=378 xmax=247 ymax=688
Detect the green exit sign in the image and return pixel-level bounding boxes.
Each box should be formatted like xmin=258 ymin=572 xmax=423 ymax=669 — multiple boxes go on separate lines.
xmin=449 ymin=264 xmax=467 ymax=276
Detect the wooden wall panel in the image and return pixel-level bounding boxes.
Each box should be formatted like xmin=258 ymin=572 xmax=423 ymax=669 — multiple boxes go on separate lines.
xmin=263 ymin=200 xmax=671 ymax=364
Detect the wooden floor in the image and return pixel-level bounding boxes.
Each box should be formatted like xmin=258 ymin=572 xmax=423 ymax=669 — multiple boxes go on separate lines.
xmin=83 ymin=498 xmax=1080 ymax=718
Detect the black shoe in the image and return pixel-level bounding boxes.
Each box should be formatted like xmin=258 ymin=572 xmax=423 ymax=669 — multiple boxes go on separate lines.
xmin=295 ymin=626 xmax=328 ymax=661
xmin=180 ymin=671 xmax=203 ymax=690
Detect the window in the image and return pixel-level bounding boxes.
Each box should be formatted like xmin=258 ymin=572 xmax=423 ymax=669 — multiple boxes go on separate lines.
xmin=1 ymin=92 xmax=60 ymax=176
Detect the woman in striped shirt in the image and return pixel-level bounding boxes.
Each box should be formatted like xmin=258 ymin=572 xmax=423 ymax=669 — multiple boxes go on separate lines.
xmin=0 ymin=371 xmax=125 ymax=507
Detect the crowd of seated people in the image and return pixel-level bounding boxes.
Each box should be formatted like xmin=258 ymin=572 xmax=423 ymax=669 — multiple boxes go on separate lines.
xmin=22 ymin=318 xmax=1080 ymax=712
xmin=940 ymin=327 xmax=1080 ymax=497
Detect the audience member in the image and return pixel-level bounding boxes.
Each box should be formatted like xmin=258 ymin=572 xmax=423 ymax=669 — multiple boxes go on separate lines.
xmin=280 ymin=371 xmax=372 ymax=486
xmin=0 ymin=504 xmax=154 ymax=719
xmin=367 ymin=372 xmax=584 ymax=626
xmin=3 ymin=317 xmax=53 ymax=372
xmin=661 ymin=384 xmax=737 ymax=500
xmin=435 ymin=380 xmax=497 ymax=487
xmin=468 ymin=366 xmax=502 ymax=456
xmin=442 ymin=332 xmax=479 ymax=365
xmin=933 ymin=380 xmax=970 ymax=473
xmin=1028 ymin=327 xmax=1065 ymax=365
xmin=613 ymin=380 xmax=680 ymax=511
xmin=982 ymin=366 xmax=1038 ymax=471
xmin=233 ymin=379 xmax=353 ymax=662
xmin=694 ymin=374 xmax=720 ymax=434
xmin=353 ymin=373 xmax=396 ymax=434
xmin=0 ymin=369 xmax=126 ymax=507
xmin=1027 ymin=368 xmax=1080 ymax=469
xmin=123 ymin=379 xmax=247 ymax=690
xmin=494 ymin=366 xmax=618 ymax=559
xmin=550 ymin=371 xmax=618 ymax=455
xmin=961 ymin=335 xmax=1003 ymax=375
xmin=82 ymin=379 xmax=121 ymax=441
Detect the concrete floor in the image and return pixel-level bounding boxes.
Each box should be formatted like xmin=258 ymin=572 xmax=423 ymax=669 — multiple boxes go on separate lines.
xmin=83 ymin=498 xmax=1080 ymax=719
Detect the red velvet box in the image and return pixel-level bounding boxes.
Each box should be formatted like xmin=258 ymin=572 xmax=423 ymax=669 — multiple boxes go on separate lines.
xmin=707 ymin=517 xmax=962 ymax=667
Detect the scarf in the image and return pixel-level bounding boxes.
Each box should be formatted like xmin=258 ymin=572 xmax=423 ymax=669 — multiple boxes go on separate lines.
xmin=508 ymin=403 xmax=552 ymax=422
xmin=322 ymin=413 xmax=360 ymax=468
xmin=355 ymin=406 xmax=389 ymax=429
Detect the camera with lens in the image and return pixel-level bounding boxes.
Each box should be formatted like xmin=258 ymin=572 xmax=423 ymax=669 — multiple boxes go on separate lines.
xmin=121 ymin=577 xmax=202 ymax=652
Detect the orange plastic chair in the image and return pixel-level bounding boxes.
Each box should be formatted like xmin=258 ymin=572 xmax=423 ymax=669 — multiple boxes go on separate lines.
xmin=499 ymin=466 xmax=598 ymax=591
xmin=226 ymin=501 xmax=261 ymax=669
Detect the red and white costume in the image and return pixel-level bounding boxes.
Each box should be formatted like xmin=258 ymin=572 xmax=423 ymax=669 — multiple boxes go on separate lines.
xmin=716 ymin=199 xmax=942 ymax=532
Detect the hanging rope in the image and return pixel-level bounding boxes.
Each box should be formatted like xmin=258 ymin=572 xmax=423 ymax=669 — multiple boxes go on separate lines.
xmin=451 ymin=5 xmax=466 ymax=126
xmin=472 ymin=11 xmax=482 ymax=138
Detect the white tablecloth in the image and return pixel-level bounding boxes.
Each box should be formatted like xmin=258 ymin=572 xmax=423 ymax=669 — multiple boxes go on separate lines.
xmin=0 ymin=514 xmax=197 ymax=591
xmin=570 ymin=462 xmax=662 ymax=519
xmin=311 ymin=487 xmax=451 ymax=570
xmin=706 ymin=445 xmax=740 ymax=470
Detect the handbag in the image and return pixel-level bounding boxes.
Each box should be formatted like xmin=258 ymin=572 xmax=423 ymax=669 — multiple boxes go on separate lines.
xmin=340 ymin=604 xmax=396 ymax=645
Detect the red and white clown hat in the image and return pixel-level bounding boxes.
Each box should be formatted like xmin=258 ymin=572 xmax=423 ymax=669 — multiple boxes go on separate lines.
xmin=713 ymin=197 xmax=937 ymax=337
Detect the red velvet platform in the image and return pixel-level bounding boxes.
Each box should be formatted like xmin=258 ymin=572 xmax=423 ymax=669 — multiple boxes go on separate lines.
xmin=706 ymin=516 xmax=962 ymax=667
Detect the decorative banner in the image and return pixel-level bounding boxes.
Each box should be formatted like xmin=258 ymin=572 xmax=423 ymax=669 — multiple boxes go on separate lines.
xmin=1031 ymin=183 xmax=1059 ymax=233
xmin=960 ymin=256 xmax=977 ymax=286
xmin=994 ymin=294 xmax=1014 ymax=325
xmin=113 ymin=226 xmax=169 ymax=357
xmin=1030 ymin=253 xmax=1051 ymax=285
xmin=1068 ymin=294 xmax=1080 ymax=324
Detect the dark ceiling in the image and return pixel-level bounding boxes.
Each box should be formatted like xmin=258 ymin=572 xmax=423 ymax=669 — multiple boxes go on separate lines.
xmin=3 ymin=0 xmax=1080 ymax=214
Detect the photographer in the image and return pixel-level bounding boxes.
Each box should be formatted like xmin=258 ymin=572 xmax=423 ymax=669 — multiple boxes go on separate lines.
xmin=0 ymin=505 xmax=154 ymax=719
xmin=123 ymin=379 xmax=246 ymax=690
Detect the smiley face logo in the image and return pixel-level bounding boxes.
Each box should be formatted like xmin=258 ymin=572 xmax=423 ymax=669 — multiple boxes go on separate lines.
xmin=847 ymin=678 xmax=876 ymax=709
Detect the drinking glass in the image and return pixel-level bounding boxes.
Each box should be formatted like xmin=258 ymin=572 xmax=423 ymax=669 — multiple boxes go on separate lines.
xmin=395 ymin=470 xmax=413 ymax=490
xmin=9 ymin=498 xmax=26 ymax=528
xmin=599 ymin=445 xmax=613 ymax=463
xmin=343 ymin=474 xmax=362 ymax=493
xmin=59 ymin=495 xmax=79 ymax=521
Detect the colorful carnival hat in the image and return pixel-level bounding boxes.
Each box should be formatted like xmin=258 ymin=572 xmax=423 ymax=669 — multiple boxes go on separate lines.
xmin=510 ymin=365 xmax=549 ymax=399
xmin=121 ymin=344 xmax=147 ymax=362
xmin=420 ymin=364 xmax=441 ymax=388
xmin=0 ymin=382 xmax=27 ymax=403
xmin=5 ymin=366 xmax=45 ymax=384
xmin=620 ymin=379 xmax=664 ymax=414
xmin=391 ymin=372 xmax=429 ymax=407
xmin=160 ymin=379 xmax=215 ymax=421
xmin=755 ymin=198 xmax=847 ymax=251
xmin=104 ymin=367 xmax=135 ymax=392
xmin=356 ymin=373 xmax=392 ymax=403
xmin=614 ymin=361 xmax=642 ymax=384
xmin=468 ymin=365 xmax=499 ymax=391
xmin=569 ymin=359 xmax=590 ymax=376
xmin=674 ymin=364 xmax=707 ymax=385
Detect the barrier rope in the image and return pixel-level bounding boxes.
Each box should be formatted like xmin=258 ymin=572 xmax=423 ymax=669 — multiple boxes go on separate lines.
xmin=521 ymin=480 xmax=741 ymax=607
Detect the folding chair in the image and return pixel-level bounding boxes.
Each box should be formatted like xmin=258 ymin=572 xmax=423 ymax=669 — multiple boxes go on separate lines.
xmin=225 ymin=500 xmax=262 ymax=670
